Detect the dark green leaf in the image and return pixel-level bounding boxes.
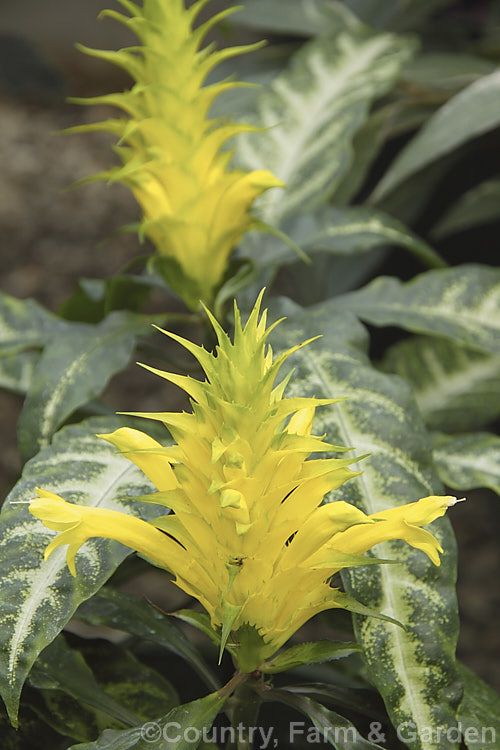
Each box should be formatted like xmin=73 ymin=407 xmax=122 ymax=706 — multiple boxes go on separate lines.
xmin=457 ymin=663 xmax=500 ymax=749
xmin=105 ymin=276 xmax=152 ymax=316
xmin=75 ymin=638 xmax=179 ymax=722
xmin=29 ymin=635 xmax=141 ymax=727
xmin=28 ymin=688 xmax=102 ymax=742
xmin=282 ymin=682 xmax=385 ymax=722
xmin=373 ymin=70 xmax=500 ymax=200
xmin=261 ymin=641 xmax=360 ymax=674
xmin=0 ymin=702 xmax=64 ymax=749
xmin=268 ymin=690 xmax=385 ymax=749
xmin=75 ymin=588 xmax=219 ymax=691
xmin=331 ymin=106 xmax=396 ymax=205
xmin=58 ymin=278 xmax=107 ymax=323
xmin=344 ymin=0 xmax=453 ymax=31
xmin=67 ymin=690 xmax=229 ymax=750
xmin=431 ymin=179 xmax=500 ymax=239
xmin=403 ymin=53 xmax=496 ymax=92
xmin=28 ymin=639 xmax=179 ymax=743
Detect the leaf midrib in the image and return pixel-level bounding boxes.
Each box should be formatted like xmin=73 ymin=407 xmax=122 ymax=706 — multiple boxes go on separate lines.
xmin=6 ymin=456 xmax=140 ymax=687
xmin=301 ymin=344 xmax=434 ymax=736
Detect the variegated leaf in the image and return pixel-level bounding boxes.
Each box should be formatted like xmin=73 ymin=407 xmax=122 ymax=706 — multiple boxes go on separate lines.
xmin=234 ymin=0 xmax=360 ymax=36
xmin=373 ymin=70 xmax=500 ymax=200
xmin=243 ymin=205 xmax=444 ymax=273
xmin=0 ymin=417 xmax=161 ymax=725
xmin=236 ymin=31 xmax=415 ymax=225
xmin=432 ymin=432 xmax=500 ymax=496
xmin=17 ymin=311 xmax=149 ymax=463
xmin=334 ymin=265 xmax=500 ymax=355
xmin=0 ymin=292 xmax=67 ymax=355
xmin=0 ymin=349 xmax=38 ymax=394
xmin=381 ymin=336 xmax=500 ymax=432
xmin=269 ymin=299 xmax=461 ymax=750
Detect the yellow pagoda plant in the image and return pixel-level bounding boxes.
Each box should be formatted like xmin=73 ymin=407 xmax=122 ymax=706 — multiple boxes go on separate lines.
xmin=69 ymin=0 xmax=282 ymax=310
xmin=30 ymin=293 xmax=459 ymax=673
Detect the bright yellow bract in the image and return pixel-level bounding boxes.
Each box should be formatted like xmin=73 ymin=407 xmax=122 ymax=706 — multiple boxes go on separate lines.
xmin=69 ymin=0 xmax=282 ymax=309
xmin=30 ymin=294 xmax=459 ymax=671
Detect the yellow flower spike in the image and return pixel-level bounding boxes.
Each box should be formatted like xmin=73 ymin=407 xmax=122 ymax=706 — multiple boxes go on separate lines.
xmin=29 ymin=295 xmax=461 ymax=672
xmin=71 ymin=0 xmax=283 ymax=309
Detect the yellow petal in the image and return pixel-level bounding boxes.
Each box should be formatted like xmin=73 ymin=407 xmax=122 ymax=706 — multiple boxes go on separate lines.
xmin=98 ymin=427 xmax=178 ymax=491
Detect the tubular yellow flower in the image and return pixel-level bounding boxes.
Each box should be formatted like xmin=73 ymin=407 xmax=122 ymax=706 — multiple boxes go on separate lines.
xmin=29 ymin=293 xmax=460 ymax=671
xmin=70 ymin=0 xmax=283 ymax=309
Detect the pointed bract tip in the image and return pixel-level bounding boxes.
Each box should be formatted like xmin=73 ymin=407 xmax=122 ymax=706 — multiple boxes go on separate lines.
xmin=447 ymin=496 xmax=466 ymax=506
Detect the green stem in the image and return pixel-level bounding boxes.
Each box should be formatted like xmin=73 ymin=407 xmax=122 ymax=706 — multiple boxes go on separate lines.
xmin=226 ymin=677 xmax=264 ymax=750
xmin=219 ymin=671 xmax=249 ymax=700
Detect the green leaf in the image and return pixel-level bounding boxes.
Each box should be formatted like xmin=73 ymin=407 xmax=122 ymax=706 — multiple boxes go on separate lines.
xmin=27 ymin=688 xmax=102 ymax=742
xmin=75 ymin=638 xmax=179 ymax=722
xmin=457 ymin=663 xmax=500 ymax=749
xmin=0 ymin=349 xmax=38 ymax=394
xmin=269 ymin=690 xmax=385 ymax=749
xmin=58 ymin=276 xmax=152 ymax=323
xmin=0 ymin=292 xmax=67 ymax=354
xmin=331 ymin=105 xmax=396 ymax=205
xmin=29 ymin=635 xmax=141 ymax=727
xmin=431 ymin=179 xmax=500 ymax=239
xmin=246 ymin=205 xmax=445 ymax=272
xmin=261 ymin=641 xmax=360 ymax=674
xmin=334 ymin=265 xmax=500 ymax=355
xmin=270 ymin=300 xmax=461 ymax=750
xmin=75 ymin=588 xmax=219 ymax=691
xmin=381 ymin=336 xmax=500 ymax=432
xmin=28 ymin=639 xmax=179 ymax=742
xmin=290 ymin=206 xmax=445 ymax=268
xmin=403 ymin=53 xmax=496 ymax=92
xmin=344 ymin=0 xmax=453 ymax=31
xmin=0 ymin=703 xmax=63 ymax=749
xmin=67 ymin=690 xmax=229 ymax=750
xmin=17 ymin=311 xmax=149 ymax=462
xmin=58 ymin=278 xmax=107 ymax=323
xmin=172 ymin=610 xmax=220 ymax=646
xmin=234 ymin=0 xmax=360 ymax=37
xmin=373 ymin=70 xmax=500 ymax=200
xmin=432 ymin=432 xmax=500 ymax=496
xmin=236 ymin=30 xmax=415 ymax=226
xmin=283 ymin=682 xmax=386 ymax=722
xmin=0 ymin=417 xmax=159 ymax=725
